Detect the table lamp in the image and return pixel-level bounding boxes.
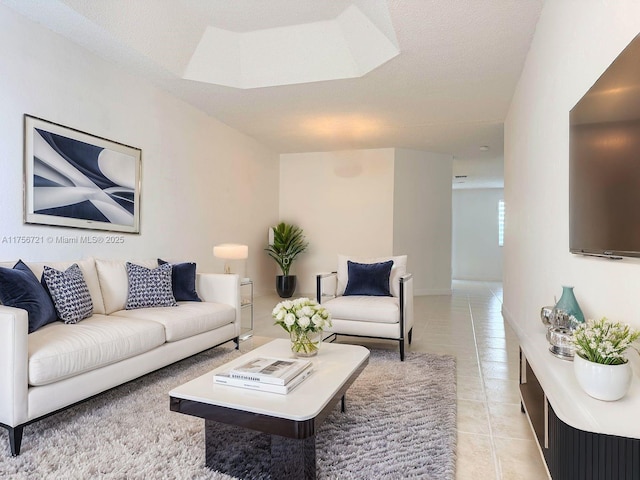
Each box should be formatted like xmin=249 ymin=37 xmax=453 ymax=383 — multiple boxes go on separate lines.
xmin=213 ymin=243 xmax=248 ymax=274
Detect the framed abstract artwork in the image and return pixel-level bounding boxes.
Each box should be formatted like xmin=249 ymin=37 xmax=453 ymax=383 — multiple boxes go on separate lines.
xmin=24 ymin=115 xmax=141 ymax=233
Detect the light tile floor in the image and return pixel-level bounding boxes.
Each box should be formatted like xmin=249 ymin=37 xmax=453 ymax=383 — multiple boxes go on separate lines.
xmin=245 ymin=280 xmax=549 ymax=480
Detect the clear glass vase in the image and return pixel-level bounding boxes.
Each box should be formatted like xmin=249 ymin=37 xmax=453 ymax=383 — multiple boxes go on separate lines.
xmin=290 ymin=330 xmax=322 ymax=357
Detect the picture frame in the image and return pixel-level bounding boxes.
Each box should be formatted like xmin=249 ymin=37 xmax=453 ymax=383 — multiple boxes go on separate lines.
xmin=24 ymin=115 xmax=141 ymax=234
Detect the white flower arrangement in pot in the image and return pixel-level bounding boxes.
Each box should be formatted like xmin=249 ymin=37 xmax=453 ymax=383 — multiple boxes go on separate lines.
xmin=272 ymin=298 xmax=332 ymax=357
xmin=572 ymin=317 xmax=640 ymax=401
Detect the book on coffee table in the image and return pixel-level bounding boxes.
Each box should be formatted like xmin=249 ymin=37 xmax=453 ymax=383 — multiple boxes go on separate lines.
xmin=214 ymin=366 xmax=314 ymax=394
xmin=228 ymin=356 xmax=312 ymax=385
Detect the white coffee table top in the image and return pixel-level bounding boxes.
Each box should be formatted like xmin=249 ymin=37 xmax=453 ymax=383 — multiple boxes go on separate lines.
xmin=169 ymin=339 xmax=370 ymax=422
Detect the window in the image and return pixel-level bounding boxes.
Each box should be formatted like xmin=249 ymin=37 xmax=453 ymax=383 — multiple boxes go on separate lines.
xmin=498 ymin=200 xmax=505 ymax=246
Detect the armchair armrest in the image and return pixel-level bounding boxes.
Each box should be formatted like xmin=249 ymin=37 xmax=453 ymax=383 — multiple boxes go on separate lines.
xmin=399 ymin=274 xmax=415 ymax=337
xmin=316 ymin=272 xmax=337 ymax=303
xmin=0 ymin=306 xmax=29 ymax=428
xmin=196 ymin=273 xmax=241 ymax=332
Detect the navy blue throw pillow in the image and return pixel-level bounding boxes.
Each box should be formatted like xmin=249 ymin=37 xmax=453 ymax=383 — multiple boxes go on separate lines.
xmin=0 ymin=260 xmax=58 ymax=333
xmin=157 ymin=259 xmax=201 ymax=302
xmin=343 ymin=260 xmax=393 ymax=297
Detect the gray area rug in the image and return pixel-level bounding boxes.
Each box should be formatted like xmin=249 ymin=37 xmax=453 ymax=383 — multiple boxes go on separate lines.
xmin=0 ymin=344 xmax=456 ymax=479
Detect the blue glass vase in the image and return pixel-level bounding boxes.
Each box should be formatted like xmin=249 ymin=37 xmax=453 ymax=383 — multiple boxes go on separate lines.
xmin=555 ymin=286 xmax=584 ymax=324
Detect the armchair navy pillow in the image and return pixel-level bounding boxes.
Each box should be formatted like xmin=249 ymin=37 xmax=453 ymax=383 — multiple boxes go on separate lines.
xmin=157 ymin=259 xmax=201 ymax=302
xmin=344 ymin=260 xmax=393 ymax=296
xmin=0 ymin=260 xmax=57 ymax=333
xmin=42 ymin=264 xmax=94 ymax=324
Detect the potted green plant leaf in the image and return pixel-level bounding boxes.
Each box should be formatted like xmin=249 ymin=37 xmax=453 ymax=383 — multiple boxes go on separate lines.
xmin=265 ymin=222 xmax=308 ymax=298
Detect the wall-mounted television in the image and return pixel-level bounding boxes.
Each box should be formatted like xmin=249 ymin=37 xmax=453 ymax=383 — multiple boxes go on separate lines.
xmin=570 ymin=34 xmax=640 ymax=259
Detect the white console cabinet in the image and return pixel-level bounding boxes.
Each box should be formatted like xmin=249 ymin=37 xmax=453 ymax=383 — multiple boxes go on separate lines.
xmin=519 ymin=328 xmax=640 ymax=479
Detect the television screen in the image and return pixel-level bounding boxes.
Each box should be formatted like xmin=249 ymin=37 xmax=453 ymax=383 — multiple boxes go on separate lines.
xmin=570 ymin=34 xmax=640 ymax=258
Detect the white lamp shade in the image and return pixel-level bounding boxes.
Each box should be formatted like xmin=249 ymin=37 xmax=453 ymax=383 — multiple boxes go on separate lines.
xmin=213 ymin=243 xmax=248 ymax=260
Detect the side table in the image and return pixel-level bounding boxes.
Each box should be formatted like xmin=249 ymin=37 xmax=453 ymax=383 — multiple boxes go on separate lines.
xmin=240 ymin=278 xmax=253 ymax=340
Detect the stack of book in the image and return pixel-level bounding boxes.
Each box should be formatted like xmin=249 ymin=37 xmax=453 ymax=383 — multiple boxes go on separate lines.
xmin=213 ymin=356 xmax=313 ymax=394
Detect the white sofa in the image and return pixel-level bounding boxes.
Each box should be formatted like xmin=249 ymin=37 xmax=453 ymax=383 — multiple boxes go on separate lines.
xmin=316 ymin=255 xmax=414 ymax=361
xmin=0 ymin=258 xmax=240 ymax=456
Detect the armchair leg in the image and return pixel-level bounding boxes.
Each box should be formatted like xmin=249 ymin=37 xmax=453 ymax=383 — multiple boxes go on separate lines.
xmin=399 ymin=339 xmax=405 ymax=361
xmin=323 ymin=333 xmax=337 ymax=343
xmin=233 ymin=337 xmax=240 ymax=350
xmin=9 ymin=425 xmax=24 ymax=456
xmin=408 ymin=328 xmax=413 ymax=345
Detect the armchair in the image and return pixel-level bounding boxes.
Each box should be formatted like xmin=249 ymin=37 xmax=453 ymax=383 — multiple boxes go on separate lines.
xmin=316 ymin=255 xmax=414 ymax=360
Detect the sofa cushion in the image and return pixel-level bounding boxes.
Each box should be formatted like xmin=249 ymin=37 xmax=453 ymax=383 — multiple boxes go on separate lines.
xmin=95 ymin=258 xmax=157 ymax=314
xmin=24 ymin=258 xmax=106 ymax=315
xmin=158 ymin=259 xmax=201 ymax=302
xmin=337 ymin=255 xmax=407 ymax=297
xmin=322 ymin=295 xmax=400 ymax=324
xmin=43 ymin=264 xmax=94 ymax=324
xmin=112 ymin=301 xmax=235 ymax=342
xmin=28 ymin=314 xmax=166 ymax=386
xmin=0 ymin=260 xmax=58 ymax=333
xmin=125 ymin=262 xmax=177 ymax=310
xmin=344 ymin=260 xmax=393 ymax=297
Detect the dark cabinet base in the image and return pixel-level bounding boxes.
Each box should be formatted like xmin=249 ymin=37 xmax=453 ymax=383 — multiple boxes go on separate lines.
xmin=520 ymin=349 xmax=640 ymax=479
xmin=546 ymin=404 xmax=640 ymax=480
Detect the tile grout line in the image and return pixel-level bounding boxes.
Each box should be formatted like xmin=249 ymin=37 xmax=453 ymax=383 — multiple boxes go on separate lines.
xmin=465 ymin=287 xmax=503 ymax=480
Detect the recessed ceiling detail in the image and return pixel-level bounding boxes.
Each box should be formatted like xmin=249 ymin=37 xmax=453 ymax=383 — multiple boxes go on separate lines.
xmin=182 ymin=3 xmax=399 ymax=89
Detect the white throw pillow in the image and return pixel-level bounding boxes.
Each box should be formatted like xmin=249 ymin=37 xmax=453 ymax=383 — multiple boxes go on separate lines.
xmin=22 ymin=258 xmax=106 ymax=315
xmin=95 ymin=258 xmax=157 ymax=314
xmin=337 ymin=254 xmax=407 ymax=297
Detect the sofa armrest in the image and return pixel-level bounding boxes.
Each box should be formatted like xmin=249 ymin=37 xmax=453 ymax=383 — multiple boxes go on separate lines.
xmin=0 ymin=306 xmax=29 ymax=428
xmin=196 ymin=273 xmax=241 ymax=333
xmin=316 ymin=272 xmax=337 ymax=303
xmin=400 ymin=274 xmax=415 ymax=336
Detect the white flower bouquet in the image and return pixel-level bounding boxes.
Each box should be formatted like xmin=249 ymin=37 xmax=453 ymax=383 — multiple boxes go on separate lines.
xmin=272 ymin=298 xmax=332 ymax=356
xmin=572 ymin=317 xmax=640 ymax=365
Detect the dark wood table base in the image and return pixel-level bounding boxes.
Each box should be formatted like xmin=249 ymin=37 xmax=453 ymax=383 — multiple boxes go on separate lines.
xmin=205 ymin=419 xmax=316 ymax=480
xmin=169 ymin=345 xmax=368 ymax=480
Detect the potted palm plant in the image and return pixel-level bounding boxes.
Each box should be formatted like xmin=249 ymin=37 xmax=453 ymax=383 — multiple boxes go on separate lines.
xmin=265 ymin=222 xmax=308 ymax=298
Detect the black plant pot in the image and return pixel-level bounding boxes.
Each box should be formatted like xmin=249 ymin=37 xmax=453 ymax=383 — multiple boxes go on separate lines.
xmin=276 ymin=275 xmax=297 ymax=298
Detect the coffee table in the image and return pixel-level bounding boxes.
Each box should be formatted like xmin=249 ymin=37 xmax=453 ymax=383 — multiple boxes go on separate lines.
xmin=169 ymin=338 xmax=369 ymax=479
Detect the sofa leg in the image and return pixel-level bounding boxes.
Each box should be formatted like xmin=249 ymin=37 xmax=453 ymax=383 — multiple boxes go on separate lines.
xmin=399 ymin=339 xmax=405 ymax=361
xmin=233 ymin=337 xmax=240 ymax=350
xmin=408 ymin=328 xmax=413 ymax=345
xmin=9 ymin=425 xmax=24 ymax=456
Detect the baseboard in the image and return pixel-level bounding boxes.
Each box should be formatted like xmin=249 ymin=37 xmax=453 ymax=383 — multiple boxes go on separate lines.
xmin=501 ymin=304 xmax=525 ymax=338
xmin=414 ymin=288 xmax=453 ymax=296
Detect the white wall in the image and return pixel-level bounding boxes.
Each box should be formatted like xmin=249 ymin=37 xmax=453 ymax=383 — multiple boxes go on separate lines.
xmin=279 ymin=149 xmax=395 ymax=294
xmin=394 ymin=148 xmax=452 ymax=294
xmin=0 ymin=5 xmax=280 ymax=294
xmin=452 ymin=188 xmax=503 ymax=281
xmin=504 ymin=1 xmax=640 ymax=337
xmin=279 ymin=148 xmax=453 ymax=295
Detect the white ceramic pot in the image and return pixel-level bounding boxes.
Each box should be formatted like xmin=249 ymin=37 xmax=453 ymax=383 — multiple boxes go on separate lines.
xmin=573 ymin=353 xmax=633 ymax=401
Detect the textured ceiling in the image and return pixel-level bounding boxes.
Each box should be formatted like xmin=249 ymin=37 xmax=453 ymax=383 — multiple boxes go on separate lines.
xmin=1 ymin=0 xmax=544 ymax=188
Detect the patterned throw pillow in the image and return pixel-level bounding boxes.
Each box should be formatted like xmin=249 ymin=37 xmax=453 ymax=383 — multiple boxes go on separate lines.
xmin=125 ymin=262 xmax=177 ymax=310
xmin=43 ymin=264 xmax=94 ymax=324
